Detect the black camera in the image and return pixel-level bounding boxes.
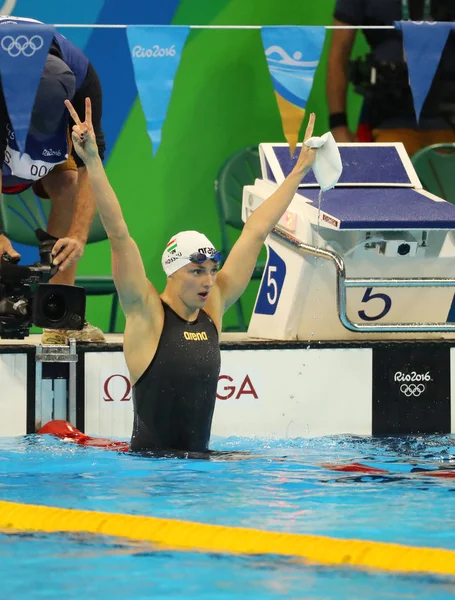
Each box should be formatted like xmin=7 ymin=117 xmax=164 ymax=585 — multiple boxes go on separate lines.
xmin=0 ymin=229 xmax=86 ymax=339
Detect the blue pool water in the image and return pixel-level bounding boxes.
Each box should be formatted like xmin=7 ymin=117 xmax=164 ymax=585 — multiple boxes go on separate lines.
xmin=1 ymin=434 xmax=455 ymax=599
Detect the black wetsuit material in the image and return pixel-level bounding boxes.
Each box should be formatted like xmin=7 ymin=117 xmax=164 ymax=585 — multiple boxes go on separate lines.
xmin=130 ymin=302 xmax=221 ymax=453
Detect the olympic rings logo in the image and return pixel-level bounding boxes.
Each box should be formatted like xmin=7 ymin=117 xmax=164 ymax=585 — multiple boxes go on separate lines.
xmin=1 ymin=34 xmax=43 ymax=57
xmin=399 ymin=383 xmax=426 ymax=397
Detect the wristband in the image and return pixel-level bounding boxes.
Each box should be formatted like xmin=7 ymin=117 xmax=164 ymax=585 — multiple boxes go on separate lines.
xmin=329 ymin=112 xmax=348 ymax=129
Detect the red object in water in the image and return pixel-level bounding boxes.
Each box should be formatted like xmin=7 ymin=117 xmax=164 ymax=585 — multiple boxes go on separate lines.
xmin=323 ymin=462 xmax=455 ymax=478
xmin=421 ymin=470 xmax=455 ymax=479
xmin=38 ymin=420 xmax=130 ymax=452
xmin=322 ymin=462 xmax=388 ymax=474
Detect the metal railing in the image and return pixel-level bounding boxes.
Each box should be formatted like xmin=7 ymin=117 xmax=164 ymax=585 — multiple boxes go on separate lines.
xmin=272 ymin=226 xmax=455 ymax=333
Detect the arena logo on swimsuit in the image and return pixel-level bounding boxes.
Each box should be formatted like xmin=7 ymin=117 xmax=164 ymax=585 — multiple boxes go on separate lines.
xmin=184 ymin=331 xmax=208 ymax=341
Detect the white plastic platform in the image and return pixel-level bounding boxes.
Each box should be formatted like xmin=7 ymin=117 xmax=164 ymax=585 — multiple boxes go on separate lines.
xmin=244 ymin=143 xmax=455 ymax=341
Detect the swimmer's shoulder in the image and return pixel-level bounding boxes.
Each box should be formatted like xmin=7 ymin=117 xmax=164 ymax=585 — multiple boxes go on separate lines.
xmin=122 ymin=288 xmax=166 ymax=380
xmin=126 ymin=285 xmax=165 ymax=335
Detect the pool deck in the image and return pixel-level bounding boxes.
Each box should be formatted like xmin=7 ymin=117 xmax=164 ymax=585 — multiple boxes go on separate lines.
xmin=0 ymin=332 xmax=252 ymax=347
xmin=1 ymin=332 xmax=455 ymax=350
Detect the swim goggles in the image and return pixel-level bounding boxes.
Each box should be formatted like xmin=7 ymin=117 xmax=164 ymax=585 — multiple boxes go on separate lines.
xmin=188 ymin=251 xmax=223 ymax=264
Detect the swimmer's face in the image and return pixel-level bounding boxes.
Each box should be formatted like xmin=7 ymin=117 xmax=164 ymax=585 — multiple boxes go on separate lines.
xmin=172 ymin=259 xmax=219 ymax=307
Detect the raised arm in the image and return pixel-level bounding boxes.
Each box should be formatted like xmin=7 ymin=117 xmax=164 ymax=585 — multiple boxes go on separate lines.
xmin=64 ymin=98 xmax=161 ymax=317
xmin=64 ymin=65 xmax=106 ymax=250
xmin=215 ymin=114 xmax=317 ymax=313
xmin=69 ymin=64 xmax=106 ymax=166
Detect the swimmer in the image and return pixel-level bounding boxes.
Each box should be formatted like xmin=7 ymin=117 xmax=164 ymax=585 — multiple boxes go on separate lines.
xmin=65 ymin=97 xmax=318 ymax=453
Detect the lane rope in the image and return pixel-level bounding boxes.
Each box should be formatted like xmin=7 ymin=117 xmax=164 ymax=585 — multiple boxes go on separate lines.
xmin=0 ymin=499 xmax=455 ymax=576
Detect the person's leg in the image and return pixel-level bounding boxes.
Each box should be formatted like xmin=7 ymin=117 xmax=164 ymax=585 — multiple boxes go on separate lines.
xmin=373 ymin=128 xmax=455 ymax=157
xmin=38 ymin=168 xmax=79 ymax=286
xmin=372 ymin=128 xmax=423 ymax=157
xmin=422 ymin=129 xmax=455 ymax=147
xmin=35 ymin=166 xmax=105 ymax=343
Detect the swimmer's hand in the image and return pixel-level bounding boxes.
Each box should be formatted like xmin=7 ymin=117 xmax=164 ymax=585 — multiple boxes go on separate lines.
xmin=291 ymin=113 xmax=317 ymax=178
xmin=64 ymin=97 xmax=99 ymax=164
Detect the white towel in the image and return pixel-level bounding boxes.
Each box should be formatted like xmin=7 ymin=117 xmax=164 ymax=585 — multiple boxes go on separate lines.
xmin=304 ymin=132 xmax=343 ymax=191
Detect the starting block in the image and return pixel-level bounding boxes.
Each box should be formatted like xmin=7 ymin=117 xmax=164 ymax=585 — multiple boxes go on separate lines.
xmin=243 ymin=143 xmax=455 ymax=340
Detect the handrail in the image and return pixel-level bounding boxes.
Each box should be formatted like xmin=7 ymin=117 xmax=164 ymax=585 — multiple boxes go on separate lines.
xmin=271 ymin=226 xmax=455 ymax=333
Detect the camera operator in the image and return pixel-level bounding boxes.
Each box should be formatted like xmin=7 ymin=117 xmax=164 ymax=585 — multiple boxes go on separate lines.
xmin=0 ymin=15 xmax=106 ymax=343
xmin=327 ymin=0 xmax=455 ymax=156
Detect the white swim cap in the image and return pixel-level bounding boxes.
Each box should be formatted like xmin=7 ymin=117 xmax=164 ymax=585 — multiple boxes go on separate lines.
xmin=161 ymin=230 xmax=221 ymax=276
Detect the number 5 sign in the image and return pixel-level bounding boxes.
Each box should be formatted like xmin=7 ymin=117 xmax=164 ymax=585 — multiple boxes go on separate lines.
xmin=254 ymin=246 xmax=286 ymax=315
xmin=358 ymin=287 xmax=392 ymax=322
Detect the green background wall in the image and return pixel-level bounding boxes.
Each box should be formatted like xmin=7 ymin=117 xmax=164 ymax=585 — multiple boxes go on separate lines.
xmin=80 ymin=0 xmax=368 ymax=332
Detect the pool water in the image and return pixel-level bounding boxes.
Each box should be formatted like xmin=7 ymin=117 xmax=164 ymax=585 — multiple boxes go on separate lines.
xmin=1 ymin=433 xmax=455 ymax=599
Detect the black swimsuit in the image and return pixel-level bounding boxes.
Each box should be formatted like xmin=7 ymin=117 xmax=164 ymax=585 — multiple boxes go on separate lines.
xmin=130 ymin=302 xmax=221 ymax=453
